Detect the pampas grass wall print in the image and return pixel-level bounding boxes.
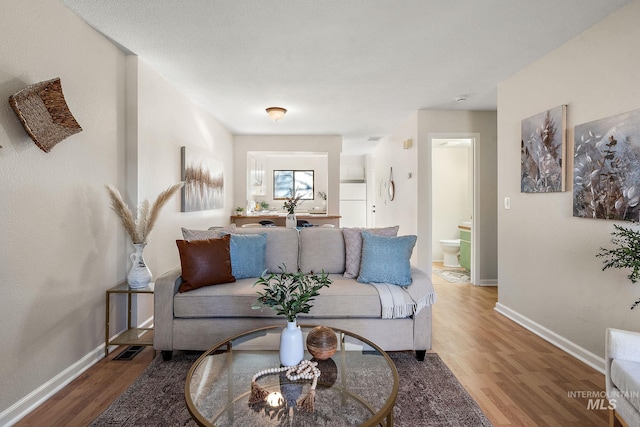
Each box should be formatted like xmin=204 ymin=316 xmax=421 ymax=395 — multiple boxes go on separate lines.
xmin=181 ymin=146 xmax=224 ymax=212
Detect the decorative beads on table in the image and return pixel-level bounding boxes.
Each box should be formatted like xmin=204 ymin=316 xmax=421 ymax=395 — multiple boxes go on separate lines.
xmin=249 ymin=359 xmax=322 ymax=411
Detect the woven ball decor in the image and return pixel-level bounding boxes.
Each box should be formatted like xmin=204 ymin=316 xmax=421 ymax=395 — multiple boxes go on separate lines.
xmin=8 ymin=77 xmax=82 ymax=153
xmin=306 ymin=326 xmax=338 ymax=360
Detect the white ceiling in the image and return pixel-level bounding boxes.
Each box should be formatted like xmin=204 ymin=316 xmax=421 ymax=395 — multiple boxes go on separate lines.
xmin=62 ymin=0 xmax=632 ymax=154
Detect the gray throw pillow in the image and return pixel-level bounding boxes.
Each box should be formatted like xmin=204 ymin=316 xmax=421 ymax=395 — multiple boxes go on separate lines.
xmin=181 ymin=223 xmax=236 ymax=241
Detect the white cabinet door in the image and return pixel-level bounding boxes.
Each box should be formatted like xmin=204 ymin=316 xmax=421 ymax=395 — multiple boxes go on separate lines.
xmin=340 ymin=201 xmax=367 ymax=227
xmin=340 ymin=183 xmax=366 ymax=200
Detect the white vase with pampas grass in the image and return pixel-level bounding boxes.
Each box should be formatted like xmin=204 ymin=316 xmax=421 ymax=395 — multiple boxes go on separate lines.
xmin=106 ymin=183 xmax=183 ymax=289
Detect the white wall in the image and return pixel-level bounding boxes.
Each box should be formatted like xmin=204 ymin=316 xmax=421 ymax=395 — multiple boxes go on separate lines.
xmin=131 ymin=58 xmax=234 ymax=324
xmin=497 ymin=0 xmax=640 ymax=367
xmin=374 ymin=110 xmax=497 ymax=282
xmin=417 ymin=110 xmax=497 ymax=283
xmin=372 ymin=113 xmax=419 ymax=239
xmin=0 ymin=4 xmax=234 ymax=423
xmin=233 ymin=135 xmax=342 ymax=217
xmin=432 ymin=145 xmax=472 ymax=261
xmin=0 ymin=1 xmax=126 ymax=422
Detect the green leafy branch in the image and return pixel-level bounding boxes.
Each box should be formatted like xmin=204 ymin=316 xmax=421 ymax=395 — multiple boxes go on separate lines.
xmin=597 ymin=223 xmax=640 ymax=309
xmin=252 ymin=265 xmax=332 ymax=322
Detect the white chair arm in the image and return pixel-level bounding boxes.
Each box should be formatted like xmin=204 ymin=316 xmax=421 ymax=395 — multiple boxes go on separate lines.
xmin=607 ymin=328 xmax=640 ymax=363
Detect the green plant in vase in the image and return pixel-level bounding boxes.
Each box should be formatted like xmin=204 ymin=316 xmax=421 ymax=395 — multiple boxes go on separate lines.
xmin=597 ymin=223 xmax=640 ymax=309
xmin=252 ymin=265 xmax=332 ymax=367
xmin=252 ymin=265 xmax=332 ymax=322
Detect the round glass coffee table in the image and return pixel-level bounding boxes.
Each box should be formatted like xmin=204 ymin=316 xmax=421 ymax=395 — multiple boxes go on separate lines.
xmin=185 ymin=325 xmax=398 ymax=427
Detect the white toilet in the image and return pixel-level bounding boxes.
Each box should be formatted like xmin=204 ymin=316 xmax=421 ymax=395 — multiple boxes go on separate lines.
xmin=439 ymin=239 xmax=461 ymax=267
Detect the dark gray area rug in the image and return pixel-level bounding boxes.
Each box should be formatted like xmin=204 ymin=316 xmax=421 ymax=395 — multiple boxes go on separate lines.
xmin=90 ymin=352 xmax=492 ymax=427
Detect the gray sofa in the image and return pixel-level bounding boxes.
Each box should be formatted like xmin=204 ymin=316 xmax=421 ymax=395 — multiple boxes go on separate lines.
xmin=154 ymin=226 xmax=434 ymax=361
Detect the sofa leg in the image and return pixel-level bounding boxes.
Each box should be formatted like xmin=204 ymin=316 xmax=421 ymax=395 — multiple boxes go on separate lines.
xmin=415 ymin=350 xmax=426 ymax=361
xmin=161 ymin=351 xmax=173 ymax=361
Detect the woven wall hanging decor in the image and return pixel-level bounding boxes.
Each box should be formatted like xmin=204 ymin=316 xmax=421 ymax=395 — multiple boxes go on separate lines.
xmin=8 ymin=77 xmax=82 ymax=153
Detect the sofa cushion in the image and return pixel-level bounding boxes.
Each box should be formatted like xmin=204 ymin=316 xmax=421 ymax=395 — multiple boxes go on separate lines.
xmin=173 ymin=274 xmax=382 ymax=319
xmin=176 ymin=235 xmax=235 ymax=292
xmin=234 ymin=227 xmax=299 ymax=273
xmin=611 ymin=358 xmax=640 ymax=412
xmin=227 ymin=233 xmax=267 ymax=279
xmin=342 ymin=226 xmax=399 ymax=278
xmin=357 ymin=232 xmax=417 ymax=287
xmin=299 ymin=227 xmax=345 ymax=274
xmin=181 ymin=224 xmax=236 ymax=241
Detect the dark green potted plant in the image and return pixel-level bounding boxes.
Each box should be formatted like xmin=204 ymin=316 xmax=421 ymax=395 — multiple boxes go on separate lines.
xmin=252 ymin=265 xmax=331 ymax=366
xmin=597 ymin=223 xmax=640 ymax=309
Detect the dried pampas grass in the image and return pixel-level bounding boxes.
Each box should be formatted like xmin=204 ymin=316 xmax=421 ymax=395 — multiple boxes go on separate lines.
xmin=106 ymin=183 xmax=183 ymax=244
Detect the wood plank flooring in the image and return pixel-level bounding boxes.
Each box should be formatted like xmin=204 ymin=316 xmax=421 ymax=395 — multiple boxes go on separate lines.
xmin=16 ymin=266 xmax=608 ymax=426
xmin=431 ymin=264 xmax=607 ymax=426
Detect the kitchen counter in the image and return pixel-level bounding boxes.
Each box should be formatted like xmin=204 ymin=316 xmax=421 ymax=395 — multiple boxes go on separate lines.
xmin=231 ymin=213 xmax=341 ymax=227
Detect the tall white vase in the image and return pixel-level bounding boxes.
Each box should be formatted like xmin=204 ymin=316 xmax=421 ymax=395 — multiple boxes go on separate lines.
xmin=280 ymin=320 xmax=304 ymax=367
xmin=285 ymin=213 xmax=297 ymax=228
xmin=127 ymin=243 xmax=152 ymax=289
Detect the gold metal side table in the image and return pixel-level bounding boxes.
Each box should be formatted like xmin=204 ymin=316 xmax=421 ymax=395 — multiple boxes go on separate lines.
xmin=105 ymin=282 xmax=154 ymax=357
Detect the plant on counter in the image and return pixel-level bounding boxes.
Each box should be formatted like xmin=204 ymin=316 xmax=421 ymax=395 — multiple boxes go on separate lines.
xmin=252 ymin=265 xmax=332 ymax=322
xmin=597 ymin=223 xmax=640 ymax=309
xmin=283 ymin=190 xmax=303 ymax=215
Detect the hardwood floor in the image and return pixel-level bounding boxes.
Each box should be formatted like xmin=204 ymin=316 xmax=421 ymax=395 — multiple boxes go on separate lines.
xmin=431 ymin=264 xmax=607 ymax=426
xmin=16 ymin=267 xmax=608 ymax=426
xmin=14 ymin=347 xmax=155 ymax=427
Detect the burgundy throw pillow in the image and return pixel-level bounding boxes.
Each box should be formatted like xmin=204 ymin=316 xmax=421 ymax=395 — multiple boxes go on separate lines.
xmin=176 ymin=234 xmax=235 ymax=292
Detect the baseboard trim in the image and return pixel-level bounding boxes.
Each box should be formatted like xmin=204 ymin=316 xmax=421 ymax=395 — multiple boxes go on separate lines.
xmin=494 ymin=302 xmax=605 ymax=374
xmin=0 ymin=316 xmax=153 ymax=426
xmin=0 ymin=343 xmax=104 ymax=426
xmin=477 ymin=279 xmax=498 ymax=286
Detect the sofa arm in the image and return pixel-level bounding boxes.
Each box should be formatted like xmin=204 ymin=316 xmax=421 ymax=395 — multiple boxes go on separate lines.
xmin=154 ymin=268 xmax=182 ymax=351
xmin=409 ymin=267 xmax=435 ymax=353
xmin=605 ymin=328 xmax=640 ymax=397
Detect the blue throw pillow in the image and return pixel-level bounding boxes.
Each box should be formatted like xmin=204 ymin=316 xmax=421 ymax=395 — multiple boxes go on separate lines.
xmin=226 ymin=233 xmax=267 ymax=279
xmin=357 ymin=231 xmax=417 ymax=286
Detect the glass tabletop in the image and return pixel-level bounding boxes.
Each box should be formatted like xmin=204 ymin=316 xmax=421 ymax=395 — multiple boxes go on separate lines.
xmin=185 ymin=325 xmax=398 ymax=427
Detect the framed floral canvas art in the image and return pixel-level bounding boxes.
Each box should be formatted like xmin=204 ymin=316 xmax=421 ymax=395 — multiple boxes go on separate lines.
xmin=573 ymin=108 xmax=640 ymax=220
xmin=521 ymin=105 xmax=567 ymax=193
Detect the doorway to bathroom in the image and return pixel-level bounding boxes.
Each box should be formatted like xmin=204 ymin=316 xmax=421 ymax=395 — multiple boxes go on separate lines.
xmin=431 ymin=136 xmax=475 ymax=284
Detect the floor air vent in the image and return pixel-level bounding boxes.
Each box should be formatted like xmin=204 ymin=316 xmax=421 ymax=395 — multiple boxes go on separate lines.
xmin=113 ymin=345 xmax=145 ymax=361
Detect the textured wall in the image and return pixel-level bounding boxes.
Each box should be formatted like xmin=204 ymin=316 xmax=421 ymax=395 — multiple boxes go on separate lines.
xmin=0 ymin=3 xmax=235 ymax=423
xmin=0 ymin=0 xmax=126 ymax=419
xmin=497 ymin=0 xmax=640 ymax=362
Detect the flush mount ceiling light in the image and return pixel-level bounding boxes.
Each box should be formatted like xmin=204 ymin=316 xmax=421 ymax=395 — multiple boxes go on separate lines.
xmin=266 ymin=107 xmax=287 ymax=121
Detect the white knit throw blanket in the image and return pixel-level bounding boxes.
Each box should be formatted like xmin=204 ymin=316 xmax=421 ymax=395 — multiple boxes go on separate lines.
xmin=368 ymin=271 xmax=436 ymax=319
